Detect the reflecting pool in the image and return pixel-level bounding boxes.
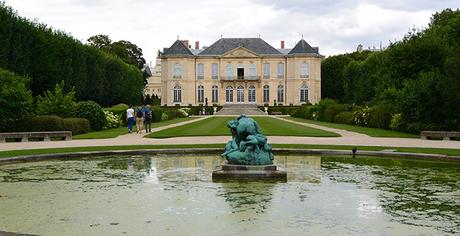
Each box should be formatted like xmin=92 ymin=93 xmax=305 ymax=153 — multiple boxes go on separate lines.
xmin=0 ymin=155 xmax=459 ymax=235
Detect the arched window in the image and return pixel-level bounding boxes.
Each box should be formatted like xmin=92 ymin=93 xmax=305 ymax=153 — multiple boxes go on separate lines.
xmin=197 ymin=85 xmax=204 ymax=103
xmin=300 ymin=62 xmax=309 ymax=78
xmin=263 ymin=85 xmax=270 ymax=103
xmin=226 ymin=64 xmax=233 ymax=80
xmin=237 ymin=86 xmax=244 ymax=103
xmin=226 ymin=86 xmax=233 ymax=103
xmin=300 ymin=84 xmax=308 ymax=102
xmin=212 ymin=85 xmax=218 ymax=103
xmin=173 ymin=63 xmax=182 ymax=78
xmin=277 ymin=85 xmax=284 ymax=103
xmin=248 ymin=85 xmax=256 ymax=102
xmin=173 ymin=84 xmax=182 ymax=103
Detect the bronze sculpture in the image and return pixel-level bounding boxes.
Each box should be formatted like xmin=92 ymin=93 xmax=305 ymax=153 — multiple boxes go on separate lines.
xmin=222 ymin=115 xmax=274 ymax=165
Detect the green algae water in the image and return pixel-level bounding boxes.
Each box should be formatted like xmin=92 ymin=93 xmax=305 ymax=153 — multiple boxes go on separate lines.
xmin=0 ymin=155 xmax=459 ymax=235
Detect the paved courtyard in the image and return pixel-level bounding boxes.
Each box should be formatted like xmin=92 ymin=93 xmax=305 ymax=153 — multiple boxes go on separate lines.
xmin=1 ymin=116 xmax=459 ymax=152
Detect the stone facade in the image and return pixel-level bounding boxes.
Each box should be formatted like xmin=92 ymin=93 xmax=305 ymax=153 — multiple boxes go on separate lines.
xmin=160 ymin=38 xmax=321 ymax=106
xmin=144 ymin=56 xmax=162 ymax=98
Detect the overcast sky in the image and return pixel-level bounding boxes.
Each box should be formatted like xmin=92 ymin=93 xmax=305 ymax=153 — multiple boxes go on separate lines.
xmin=4 ymin=0 xmax=459 ymax=64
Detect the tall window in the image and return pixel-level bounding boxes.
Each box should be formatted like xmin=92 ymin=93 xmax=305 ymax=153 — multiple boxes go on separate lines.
xmin=248 ymin=85 xmax=256 ymax=102
xmin=277 ymin=85 xmax=284 ymax=103
xmin=173 ymin=63 xmax=182 ymax=78
xmin=263 ymin=85 xmax=270 ymax=103
xmin=237 ymin=86 xmax=244 ymax=102
xmin=197 ymin=85 xmax=204 ymax=103
xmin=226 ymin=86 xmax=233 ymax=102
xmin=212 ymin=85 xmax=218 ymax=103
xmin=248 ymin=63 xmax=256 ymax=80
xmin=300 ymin=62 xmax=309 ymax=78
xmin=226 ymin=64 xmax=233 ymax=80
xmin=197 ymin=63 xmax=204 ymax=79
xmin=277 ymin=63 xmax=284 ymax=79
xmin=300 ymin=84 xmax=308 ymax=102
xmin=173 ymin=85 xmax=182 ymax=103
xmin=212 ymin=63 xmax=218 ymax=79
xmin=263 ymin=63 xmax=270 ymax=79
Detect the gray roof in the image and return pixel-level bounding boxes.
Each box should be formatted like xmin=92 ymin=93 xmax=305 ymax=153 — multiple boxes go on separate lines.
xmin=162 ymin=40 xmax=193 ymax=56
xmin=289 ymin=39 xmax=319 ymax=55
xmin=277 ymin=48 xmax=291 ymax=55
xmin=198 ymin=38 xmax=282 ymax=56
xmin=190 ymin=48 xmax=203 ymax=55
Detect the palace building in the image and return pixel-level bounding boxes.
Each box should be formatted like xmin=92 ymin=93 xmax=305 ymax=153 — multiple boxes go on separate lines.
xmin=160 ymin=37 xmax=321 ymax=106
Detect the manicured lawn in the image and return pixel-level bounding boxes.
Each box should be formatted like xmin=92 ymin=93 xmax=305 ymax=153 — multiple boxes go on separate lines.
xmin=145 ymin=117 xmax=340 ymax=138
xmin=74 ymin=117 xmax=197 ymax=139
xmin=1 ymin=144 xmax=459 ymax=158
xmin=286 ymin=117 xmax=419 ymax=138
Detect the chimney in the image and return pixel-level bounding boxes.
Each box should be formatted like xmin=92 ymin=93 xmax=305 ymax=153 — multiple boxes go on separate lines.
xmin=281 ymin=40 xmax=285 ymax=49
xmin=195 ymin=41 xmax=200 ymax=49
xmin=180 ymin=40 xmax=189 ymax=48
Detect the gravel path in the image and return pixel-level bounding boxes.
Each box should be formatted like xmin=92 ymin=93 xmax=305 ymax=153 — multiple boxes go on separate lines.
xmin=1 ymin=116 xmax=459 ymax=151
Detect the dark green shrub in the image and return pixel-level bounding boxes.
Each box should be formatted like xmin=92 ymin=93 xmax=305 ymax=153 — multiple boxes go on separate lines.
xmin=292 ymin=105 xmax=309 ymax=118
xmin=305 ymin=106 xmax=319 ymax=120
xmin=76 ymin=101 xmax=106 ymax=131
xmin=36 ymin=82 xmax=77 ymax=118
xmin=321 ymin=104 xmax=348 ymax=122
xmin=152 ymin=107 xmax=163 ymax=122
xmin=27 ymin=115 xmax=65 ymax=131
xmin=63 ymin=118 xmax=90 ymax=135
xmin=0 ymin=68 xmax=34 ymax=123
xmin=334 ymin=112 xmax=355 ymax=125
xmin=368 ymin=104 xmax=395 ymax=129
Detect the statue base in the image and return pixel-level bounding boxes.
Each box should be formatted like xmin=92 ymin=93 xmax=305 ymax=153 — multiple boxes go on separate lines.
xmin=212 ymin=161 xmax=287 ymax=182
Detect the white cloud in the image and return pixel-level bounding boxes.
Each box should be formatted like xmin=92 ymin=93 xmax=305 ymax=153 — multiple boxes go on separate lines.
xmin=4 ymin=0 xmax=457 ymax=62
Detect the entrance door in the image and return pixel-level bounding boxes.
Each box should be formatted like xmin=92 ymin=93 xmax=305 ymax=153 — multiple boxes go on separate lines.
xmin=237 ymin=68 xmax=244 ymax=80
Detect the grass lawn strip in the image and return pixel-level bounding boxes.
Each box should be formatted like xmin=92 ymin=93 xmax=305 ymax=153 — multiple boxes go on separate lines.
xmin=285 ymin=117 xmax=419 ymax=138
xmin=1 ymin=144 xmax=459 ymax=158
xmin=145 ymin=117 xmax=340 ymax=138
xmin=74 ymin=117 xmax=198 ymax=139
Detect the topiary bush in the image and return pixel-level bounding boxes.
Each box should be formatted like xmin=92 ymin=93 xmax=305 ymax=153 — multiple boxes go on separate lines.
xmin=29 ymin=115 xmax=65 ymax=131
xmin=334 ymin=111 xmax=355 ymax=125
xmin=63 ymin=118 xmax=90 ymax=135
xmin=76 ymin=101 xmax=106 ymax=131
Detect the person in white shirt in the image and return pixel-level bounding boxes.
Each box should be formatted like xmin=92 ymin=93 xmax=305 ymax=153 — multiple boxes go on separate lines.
xmin=126 ymin=105 xmax=135 ymax=133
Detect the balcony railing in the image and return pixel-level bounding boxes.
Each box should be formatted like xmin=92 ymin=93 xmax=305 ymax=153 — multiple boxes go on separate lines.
xmin=173 ymin=75 xmax=182 ymax=79
xmin=222 ymin=76 xmax=261 ymax=81
xmin=300 ymin=75 xmax=309 ymax=78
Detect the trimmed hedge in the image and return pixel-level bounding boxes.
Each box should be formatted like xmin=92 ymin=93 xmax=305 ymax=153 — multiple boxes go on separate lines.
xmin=0 ymin=115 xmax=90 ymax=135
xmin=63 ymin=118 xmax=91 ymax=135
xmin=334 ymin=111 xmax=355 ymax=125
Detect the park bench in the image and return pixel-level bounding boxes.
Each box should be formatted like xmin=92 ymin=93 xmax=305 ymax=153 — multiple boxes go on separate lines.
xmin=420 ymin=131 xmax=460 ymax=140
xmin=0 ymin=131 xmax=72 ymax=143
xmin=271 ymin=112 xmax=283 ymax=115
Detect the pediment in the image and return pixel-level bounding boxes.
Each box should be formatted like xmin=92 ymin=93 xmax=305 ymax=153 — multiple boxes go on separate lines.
xmin=222 ymin=46 xmax=259 ymax=58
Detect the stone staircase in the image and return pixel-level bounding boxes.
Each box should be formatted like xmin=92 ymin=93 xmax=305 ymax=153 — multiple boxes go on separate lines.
xmin=215 ymin=104 xmax=266 ymax=115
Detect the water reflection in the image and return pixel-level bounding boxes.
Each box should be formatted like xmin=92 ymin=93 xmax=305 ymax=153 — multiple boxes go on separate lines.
xmin=0 ymin=155 xmax=459 ymax=235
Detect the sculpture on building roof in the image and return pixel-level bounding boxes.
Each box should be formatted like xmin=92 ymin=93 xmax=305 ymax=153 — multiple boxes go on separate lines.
xmin=222 ymin=115 xmax=274 ymax=165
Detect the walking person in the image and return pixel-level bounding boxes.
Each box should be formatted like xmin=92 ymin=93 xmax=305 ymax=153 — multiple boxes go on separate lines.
xmin=144 ymin=105 xmax=152 ymax=133
xmin=136 ymin=106 xmax=144 ymax=133
xmin=126 ymin=105 xmax=135 ymax=133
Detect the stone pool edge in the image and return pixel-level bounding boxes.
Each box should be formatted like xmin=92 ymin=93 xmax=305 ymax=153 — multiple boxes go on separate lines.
xmin=0 ymin=148 xmax=459 ymax=164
